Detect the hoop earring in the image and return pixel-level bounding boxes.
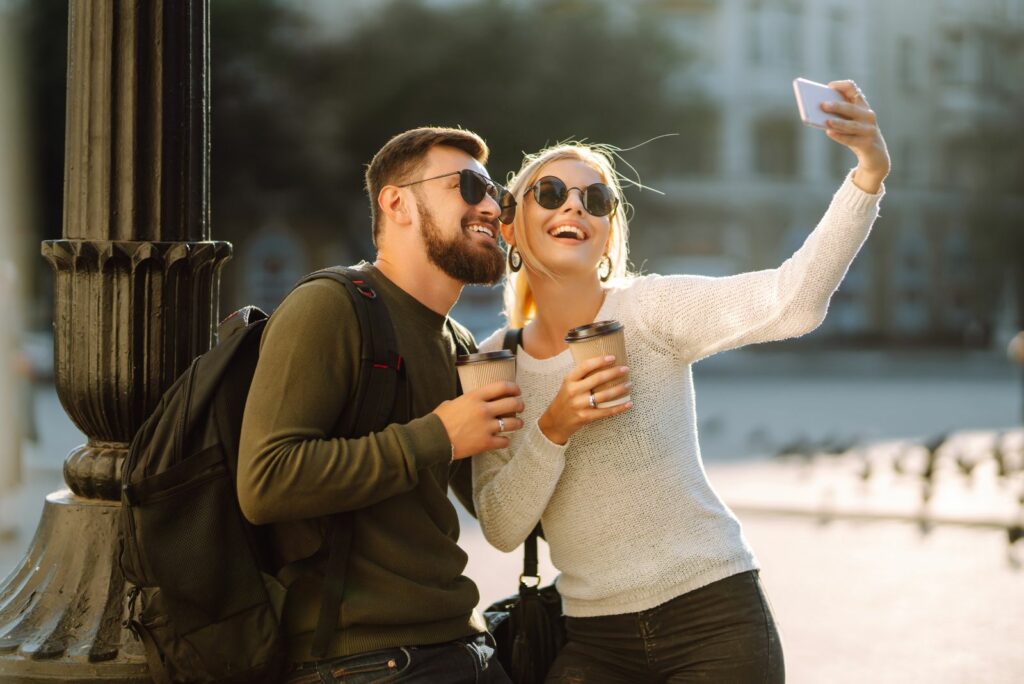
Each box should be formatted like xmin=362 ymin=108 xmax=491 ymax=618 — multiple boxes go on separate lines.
xmin=508 ymin=246 xmax=523 ymax=273
xmin=598 ymin=254 xmax=612 ymax=282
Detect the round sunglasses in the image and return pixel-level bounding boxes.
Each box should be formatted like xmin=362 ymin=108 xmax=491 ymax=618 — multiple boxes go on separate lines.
xmin=398 ymin=169 xmax=516 ymax=225
xmin=522 ymin=176 xmax=619 ymax=217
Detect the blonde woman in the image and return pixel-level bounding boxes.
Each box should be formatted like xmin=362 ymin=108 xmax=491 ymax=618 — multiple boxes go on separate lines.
xmin=473 ymin=80 xmax=889 ymax=682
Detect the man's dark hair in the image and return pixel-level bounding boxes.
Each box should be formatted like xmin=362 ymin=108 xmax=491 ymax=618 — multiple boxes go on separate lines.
xmin=365 ymin=127 xmax=489 ymax=246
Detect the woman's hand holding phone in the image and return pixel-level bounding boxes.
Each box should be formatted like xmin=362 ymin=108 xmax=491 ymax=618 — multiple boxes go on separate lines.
xmin=796 ymin=78 xmax=890 ymax=194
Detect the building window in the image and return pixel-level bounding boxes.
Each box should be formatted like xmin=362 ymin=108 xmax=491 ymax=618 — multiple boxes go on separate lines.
xmin=754 ymin=118 xmax=798 ymax=178
xmin=940 ymin=28 xmax=975 ymax=86
xmin=942 ymin=228 xmax=971 ymax=330
xmin=893 ymin=229 xmax=931 ymax=334
xmin=830 ymin=139 xmax=853 ymax=180
xmin=242 ymin=228 xmax=308 ymax=314
xmin=657 ymin=106 xmax=720 ymax=176
xmin=747 ymin=0 xmax=802 ymax=67
xmin=828 ymin=8 xmax=846 ymax=70
xmin=897 ymin=36 xmax=915 ymax=89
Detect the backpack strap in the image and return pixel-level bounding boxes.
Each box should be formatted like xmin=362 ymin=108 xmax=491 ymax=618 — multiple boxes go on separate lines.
xmin=291 ymin=266 xmax=402 ymax=660
xmin=502 ymin=327 xmax=523 ymax=354
xmin=499 ymin=328 xmax=544 ymax=577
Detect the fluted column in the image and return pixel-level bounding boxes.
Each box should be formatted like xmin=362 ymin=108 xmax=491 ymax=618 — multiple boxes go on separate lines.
xmin=0 ymin=1 xmax=230 ymax=680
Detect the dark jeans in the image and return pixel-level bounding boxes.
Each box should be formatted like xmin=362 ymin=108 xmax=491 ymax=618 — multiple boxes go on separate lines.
xmin=282 ymin=632 xmax=511 ymax=684
xmin=545 ymin=570 xmax=784 ymax=683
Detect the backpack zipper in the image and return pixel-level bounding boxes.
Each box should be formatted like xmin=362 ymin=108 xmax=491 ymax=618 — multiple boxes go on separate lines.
xmin=174 ymin=361 xmax=200 ymax=460
xmin=123 ymin=585 xmax=141 ymax=637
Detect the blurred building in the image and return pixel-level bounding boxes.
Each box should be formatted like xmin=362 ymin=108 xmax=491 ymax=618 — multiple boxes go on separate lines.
xmin=225 ymin=0 xmax=1024 ymax=344
xmin=624 ymin=0 xmax=1024 ymax=345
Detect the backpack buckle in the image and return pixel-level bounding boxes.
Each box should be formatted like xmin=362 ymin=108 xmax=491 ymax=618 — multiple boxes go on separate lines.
xmin=350 ymin=279 xmax=377 ymax=300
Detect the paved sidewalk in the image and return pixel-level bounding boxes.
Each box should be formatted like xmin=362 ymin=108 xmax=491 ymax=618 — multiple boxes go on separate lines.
xmin=3 ymin=388 xmax=1022 ymax=682
xmin=461 ymin=428 xmax=1024 ymax=683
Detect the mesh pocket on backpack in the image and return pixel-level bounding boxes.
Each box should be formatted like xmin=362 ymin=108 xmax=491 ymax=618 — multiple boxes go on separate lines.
xmin=134 ymin=445 xmax=269 ymax=636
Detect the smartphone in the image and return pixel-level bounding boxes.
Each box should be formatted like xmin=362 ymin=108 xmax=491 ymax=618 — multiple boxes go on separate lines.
xmin=793 ymin=78 xmax=841 ymax=129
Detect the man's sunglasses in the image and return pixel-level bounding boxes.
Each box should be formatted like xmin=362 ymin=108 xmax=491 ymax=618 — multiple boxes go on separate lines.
xmin=522 ymin=176 xmax=619 ymax=218
xmin=398 ymin=169 xmax=516 ymax=224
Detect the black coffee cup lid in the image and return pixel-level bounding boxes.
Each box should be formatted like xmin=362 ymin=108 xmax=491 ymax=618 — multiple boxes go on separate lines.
xmin=456 ymin=350 xmax=515 ymax=366
xmin=564 ymin=320 xmax=623 ymax=342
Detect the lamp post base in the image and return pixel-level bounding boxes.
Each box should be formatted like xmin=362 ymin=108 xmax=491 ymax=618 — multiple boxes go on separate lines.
xmin=0 ymin=491 xmax=150 ymax=682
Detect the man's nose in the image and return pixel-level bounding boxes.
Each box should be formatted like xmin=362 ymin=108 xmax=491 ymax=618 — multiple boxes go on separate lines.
xmin=476 ymin=193 xmax=499 ymax=217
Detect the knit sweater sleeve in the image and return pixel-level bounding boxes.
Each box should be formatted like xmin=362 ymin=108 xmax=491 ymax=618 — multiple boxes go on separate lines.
xmin=631 ymin=171 xmax=883 ymax=363
xmin=470 ymin=328 xmax=568 ymax=552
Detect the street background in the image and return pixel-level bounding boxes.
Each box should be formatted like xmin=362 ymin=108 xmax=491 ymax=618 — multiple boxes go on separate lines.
xmin=3 ymin=347 xmax=1022 ymax=683
xmin=2 ymin=0 xmax=1024 ymax=682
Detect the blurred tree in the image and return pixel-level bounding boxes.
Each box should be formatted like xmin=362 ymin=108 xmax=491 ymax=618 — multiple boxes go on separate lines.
xmin=316 ymin=0 xmax=687 ymax=253
xmin=21 ymin=0 xmax=689 ymax=303
xmin=210 ymin=0 xmax=346 ymax=248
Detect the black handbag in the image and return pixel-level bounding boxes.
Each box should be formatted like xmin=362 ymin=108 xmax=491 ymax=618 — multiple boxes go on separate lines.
xmin=484 ymin=524 xmax=566 ymax=684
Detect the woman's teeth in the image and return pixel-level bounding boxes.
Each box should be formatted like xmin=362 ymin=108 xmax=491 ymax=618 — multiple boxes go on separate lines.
xmin=549 ymin=225 xmax=585 ymax=240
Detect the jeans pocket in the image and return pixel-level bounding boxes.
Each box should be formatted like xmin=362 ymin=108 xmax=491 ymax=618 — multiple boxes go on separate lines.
xmin=752 ymin=574 xmax=785 ymax=684
xmin=327 ymin=647 xmax=410 ymax=683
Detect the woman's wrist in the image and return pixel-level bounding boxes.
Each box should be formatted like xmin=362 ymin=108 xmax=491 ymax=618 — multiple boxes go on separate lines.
xmin=851 ymin=166 xmax=886 ymax=194
xmin=538 ymin=411 xmax=569 ymax=446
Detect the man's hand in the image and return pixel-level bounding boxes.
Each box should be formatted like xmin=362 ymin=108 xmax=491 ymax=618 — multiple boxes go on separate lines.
xmin=433 ymin=381 xmax=524 ymax=460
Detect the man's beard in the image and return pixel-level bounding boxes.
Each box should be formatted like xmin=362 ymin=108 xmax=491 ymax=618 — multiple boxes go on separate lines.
xmin=417 ymin=199 xmax=505 ymax=285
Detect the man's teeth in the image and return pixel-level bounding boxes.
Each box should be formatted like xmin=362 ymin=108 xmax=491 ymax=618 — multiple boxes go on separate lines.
xmin=549 ymin=225 xmax=585 ymax=240
xmin=468 ymin=225 xmax=494 ymax=239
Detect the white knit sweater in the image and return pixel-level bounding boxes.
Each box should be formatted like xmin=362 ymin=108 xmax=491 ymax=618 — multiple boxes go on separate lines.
xmin=472 ymin=172 xmax=884 ymax=618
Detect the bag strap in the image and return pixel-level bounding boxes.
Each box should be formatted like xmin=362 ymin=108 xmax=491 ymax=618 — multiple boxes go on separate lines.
xmin=501 ymin=327 xmax=523 ymax=354
xmin=501 ymin=327 xmax=543 ymax=584
xmin=292 ymin=267 xmax=402 ymax=660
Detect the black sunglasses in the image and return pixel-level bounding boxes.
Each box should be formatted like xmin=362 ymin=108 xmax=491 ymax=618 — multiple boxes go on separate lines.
xmin=398 ymin=169 xmax=516 ymax=224
xmin=522 ymin=176 xmax=619 ymax=217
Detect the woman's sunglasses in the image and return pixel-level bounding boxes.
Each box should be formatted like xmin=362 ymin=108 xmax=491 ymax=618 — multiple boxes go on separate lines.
xmin=398 ymin=169 xmax=516 ymax=225
xmin=522 ymin=176 xmax=619 ymax=217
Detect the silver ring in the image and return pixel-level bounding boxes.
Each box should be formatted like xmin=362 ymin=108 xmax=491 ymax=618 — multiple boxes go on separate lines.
xmin=497 ymin=417 xmax=506 ymax=432
xmin=588 ymin=393 xmax=598 ymax=409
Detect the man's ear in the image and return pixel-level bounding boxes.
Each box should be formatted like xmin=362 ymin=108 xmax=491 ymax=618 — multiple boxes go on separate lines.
xmin=500 ymin=222 xmax=515 ymax=246
xmin=378 ymin=186 xmax=414 ymax=226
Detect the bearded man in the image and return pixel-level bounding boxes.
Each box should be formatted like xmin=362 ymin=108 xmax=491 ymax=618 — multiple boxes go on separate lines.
xmin=239 ymin=128 xmax=521 ymax=683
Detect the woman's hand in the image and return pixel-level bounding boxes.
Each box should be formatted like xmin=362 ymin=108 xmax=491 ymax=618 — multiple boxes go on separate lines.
xmin=537 ymin=355 xmax=633 ymax=445
xmin=822 ymin=80 xmax=890 ymax=194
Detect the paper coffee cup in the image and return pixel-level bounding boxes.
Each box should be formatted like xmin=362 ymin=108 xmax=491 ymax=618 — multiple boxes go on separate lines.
xmin=456 ymin=350 xmax=517 ymax=433
xmin=456 ymin=350 xmax=517 ymax=393
xmin=565 ymin=320 xmax=630 ymax=408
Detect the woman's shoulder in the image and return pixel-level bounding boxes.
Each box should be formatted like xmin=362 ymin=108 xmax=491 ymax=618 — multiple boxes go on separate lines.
xmin=606 ymin=273 xmax=694 ymax=309
xmin=477 ymin=326 xmax=510 ymax=353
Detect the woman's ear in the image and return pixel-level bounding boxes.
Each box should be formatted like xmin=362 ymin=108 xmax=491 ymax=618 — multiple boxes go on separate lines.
xmin=500 ymin=222 xmax=515 ymax=246
xmin=378 ymin=186 xmax=413 ymax=226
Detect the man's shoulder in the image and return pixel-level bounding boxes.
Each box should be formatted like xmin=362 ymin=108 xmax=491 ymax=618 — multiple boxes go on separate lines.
xmin=446 ymin=317 xmax=478 ymax=354
xmin=276 ymin=275 xmax=357 ymax=319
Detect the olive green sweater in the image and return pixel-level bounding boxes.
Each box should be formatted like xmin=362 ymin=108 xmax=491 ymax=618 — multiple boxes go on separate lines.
xmin=237 ymin=264 xmax=484 ymax=663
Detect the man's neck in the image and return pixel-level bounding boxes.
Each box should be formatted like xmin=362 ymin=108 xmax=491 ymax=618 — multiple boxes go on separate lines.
xmin=373 ymin=255 xmax=462 ymax=317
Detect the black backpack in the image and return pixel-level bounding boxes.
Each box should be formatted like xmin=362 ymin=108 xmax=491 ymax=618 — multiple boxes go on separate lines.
xmin=118 ymin=267 xmax=410 ymax=684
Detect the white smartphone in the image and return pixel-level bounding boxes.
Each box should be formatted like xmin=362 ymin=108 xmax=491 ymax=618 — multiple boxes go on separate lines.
xmin=793 ymin=78 xmax=841 ymax=129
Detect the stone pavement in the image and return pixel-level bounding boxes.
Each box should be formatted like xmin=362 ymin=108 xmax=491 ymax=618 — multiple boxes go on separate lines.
xmin=700 ymin=429 xmax=1024 ymax=683
xmin=2 ymin=398 xmax=1022 ymax=682
xmin=461 ymin=428 xmax=1024 ymax=684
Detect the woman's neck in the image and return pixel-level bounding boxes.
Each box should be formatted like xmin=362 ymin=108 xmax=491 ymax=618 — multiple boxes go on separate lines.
xmin=524 ymin=271 xmax=605 ymax=359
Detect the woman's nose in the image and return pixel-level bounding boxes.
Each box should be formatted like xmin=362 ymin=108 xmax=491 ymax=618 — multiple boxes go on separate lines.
xmin=561 ymin=188 xmax=585 ymax=214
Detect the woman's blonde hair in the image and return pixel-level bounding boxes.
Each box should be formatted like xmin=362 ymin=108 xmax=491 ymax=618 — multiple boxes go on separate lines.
xmin=503 ymin=143 xmax=633 ymax=329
